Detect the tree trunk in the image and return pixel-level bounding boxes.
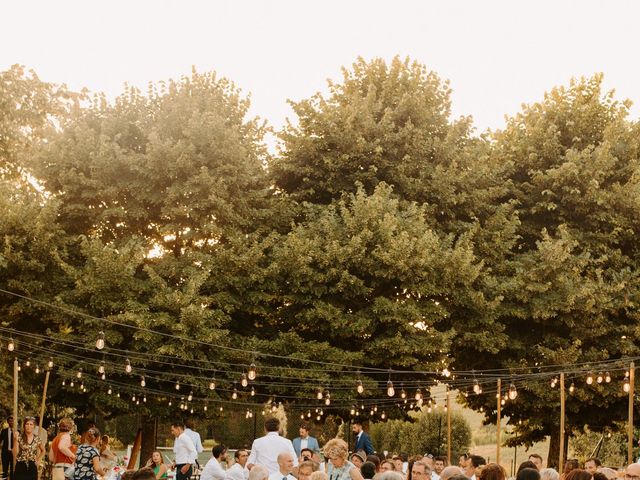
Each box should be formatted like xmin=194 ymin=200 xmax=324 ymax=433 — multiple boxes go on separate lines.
xmin=140 ymin=416 xmax=158 ymax=468
xmin=547 ymin=425 xmax=569 ymax=470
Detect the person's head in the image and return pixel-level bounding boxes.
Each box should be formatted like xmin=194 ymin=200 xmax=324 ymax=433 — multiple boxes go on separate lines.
xmin=625 ymin=464 xmax=640 ymax=480
xmin=448 ymin=475 xmax=470 ymax=480
xmin=184 ymin=418 xmax=195 ymax=430
xmin=22 ymin=417 xmax=36 ymax=434
xmin=122 ymin=471 xmax=136 ymax=480
xmin=564 ymin=460 xmax=580 ymax=475
xmin=58 ymin=417 xmax=74 ymax=433
xmin=301 ymin=448 xmax=314 ymax=462
xmin=362 ymin=462 xmax=377 ymax=480
xmin=84 ymin=427 xmax=101 ymax=446
xmin=351 ymin=452 xmax=366 ymax=469
xmin=597 ymin=468 xmax=617 ymax=480
xmin=528 ymin=455 xmax=543 ymax=471
xmin=352 ymin=422 xmax=364 ymax=434
xmin=277 ymin=452 xmax=295 ymax=474
xmin=434 ymin=457 xmax=447 ymax=474
xmin=378 ymin=473 xmax=405 ymax=480
xmin=6 ymin=416 xmax=14 ymax=428
xmin=518 ymin=462 xmax=539 ymax=474
xmin=298 ymin=461 xmax=319 ymax=480
xmin=392 ymin=457 xmax=404 ymax=472
xmin=412 ymin=461 xmax=431 ymax=480
xmin=323 ymin=438 xmax=349 ymax=468
xmin=479 ymin=463 xmax=507 ymax=480
xmin=564 ymin=470 xmax=592 ymax=480
xmin=366 ymin=455 xmax=381 ymax=472
xmin=516 ymin=468 xmax=541 ymax=480
xmin=265 ymin=417 xmax=280 ymax=433
xmin=248 ymin=466 xmax=269 ymax=480
xmin=440 ymin=467 xmax=465 ymax=480
xmin=299 ymin=424 xmax=310 ymax=438
xmin=458 ymin=455 xmax=469 ymax=469
xmin=584 ymin=459 xmax=601 ymax=475
xmin=381 ymin=460 xmax=395 ymax=472
xmin=133 ymin=468 xmax=156 ymax=480
xmin=212 ymin=444 xmax=227 ymax=461
xmin=593 ymin=473 xmax=608 ymax=480
xmin=423 ymin=455 xmax=435 ymax=469
xmin=170 ymin=422 xmax=185 ymax=437
xmin=151 ymin=451 xmax=163 ymax=467
xmin=102 ymin=435 xmax=110 ymax=446
xmin=235 ymin=449 xmax=249 ymax=467
xmin=310 ymin=473 xmax=329 ymax=480
xmin=539 ymin=468 xmax=559 ymax=480
xmin=466 ymin=456 xmax=486 ymax=477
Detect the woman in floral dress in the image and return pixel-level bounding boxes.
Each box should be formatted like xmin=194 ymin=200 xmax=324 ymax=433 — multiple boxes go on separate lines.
xmin=12 ymin=417 xmax=45 ymax=480
xmin=74 ymin=428 xmax=106 ymax=480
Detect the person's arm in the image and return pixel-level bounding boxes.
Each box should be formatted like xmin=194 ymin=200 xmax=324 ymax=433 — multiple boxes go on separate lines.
xmin=246 ymin=441 xmax=257 ymax=471
xmin=59 ymin=434 xmax=76 ymax=461
xmin=49 ymin=445 xmax=56 ymax=464
xmin=156 ymin=464 xmax=168 ymax=480
xmin=92 ymin=455 xmax=106 ymax=477
xmin=349 ymin=467 xmax=364 ymax=480
xmin=194 ymin=434 xmax=204 ymax=454
xmin=36 ymin=440 xmax=45 ymax=464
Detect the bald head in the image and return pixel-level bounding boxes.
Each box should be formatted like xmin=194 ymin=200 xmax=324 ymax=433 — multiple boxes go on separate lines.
xmin=440 ymin=466 xmax=465 ymax=480
xmin=626 ymin=464 xmax=640 ymax=478
xmin=278 ymin=452 xmax=294 ymax=474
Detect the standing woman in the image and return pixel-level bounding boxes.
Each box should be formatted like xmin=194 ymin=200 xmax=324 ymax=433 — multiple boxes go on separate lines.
xmin=12 ymin=417 xmax=45 ymax=480
xmin=74 ymin=427 xmax=105 ymax=480
xmin=323 ymin=439 xmax=364 ymax=480
xmin=50 ymin=418 xmax=77 ymax=480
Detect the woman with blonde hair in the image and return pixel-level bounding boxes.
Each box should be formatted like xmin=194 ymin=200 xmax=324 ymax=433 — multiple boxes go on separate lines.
xmin=323 ymin=439 xmax=364 ymax=480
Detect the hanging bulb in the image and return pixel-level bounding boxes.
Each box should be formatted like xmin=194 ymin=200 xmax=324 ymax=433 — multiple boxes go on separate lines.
xmin=204 ymin=404 xmax=207 ymax=412
xmin=508 ymin=383 xmax=518 ymax=400
xmin=248 ymin=363 xmax=257 ymax=381
xmin=250 ymin=387 xmax=255 ymax=397
xmin=241 ymin=373 xmax=248 ymax=388
xmin=132 ymin=394 xmax=136 ymax=402
xmin=124 ymin=359 xmax=132 ymax=373
xmin=101 ymin=373 xmax=106 ymax=381
xmin=188 ymin=391 xmax=193 ymax=402
xmin=569 ymin=382 xmax=575 ymax=394
xmin=473 ymin=381 xmax=482 ymax=395
xmin=175 ymin=381 xmax=180 ymax=391
xmin=116 ymin=392 xmax=120 ymax=398
xmin=168 ymin=400 xmax=172 ymax=406
xmin=501 ymin=398 xmax=506 ymax=406
xmin=596 ymin=372 xmax=604 ymax=384
xmin=209 ymin=379 xmax=216 ymax=390
xmin=77 ymin=369 xmax=83 ymax=379
xmin=325 ymin=395 xmax=331 ymax=406
xmin=35 ymin=365 xmax=40 ymax=374
xmin=47 ymin=358 xmax=54 ymax=369
xmin=26 ymin=358 xmax=31 ymax=367
xmin=96 ymin=331 xmax=105 ymax=350
xmin=17 ymin=362 xmax=21 ymax=372
xmin=415 ymin=388 xmax=423 ymax=401
xmin=62 ymin=379 xmax=66 ymax=386
xmin=370 ymin=409 xmax=375 ymax=416
xmin=7 ymin=338 xmax=15 ymax=352
xmin=605 ymin=371 xmax=611 ymax=383
xmin=586 ymin=372 xmax=594 ymax=385
xmin=356 ymin=380 xmax=364 ymax=394
xmin=387 ymin=380 xmax=395 ymax=397
xmin=70 ymin=380 xmax=74 ymax=387
xmin=219 ymin=406 xmax=224 ymax=412
xmin=140 ymin=376 xmax=146 ymax=387
xmin=442 ymin=368 xmax=451 ymax=378
xmin=107 ymin=386 xmax=112 ymax=395
xmin=350 ymin=406 xmax=356 ymax=415
xmin=307 ymin=411 xmax=312 ymax=418
xmin=98 ymin=362 xmax=105 ymax=374
xmin=232 ymin=388 xmax=238 ymax=400
xmin=381 ymin=411 xmax=386 ymax=420
xmin=190 ymin=407 xmax=194 ymax=414
xmin=624 ymin=372 xmax=631 ymax=393
xmin=316 ymin=389 xmax=323 ymax=400
xmin=271 ymin=404 xmax=277 ymax=413
xmin=400 ymin=388 xmax=407 ymax=399
xmin=316 ymin=415 xmax=321 ymax=421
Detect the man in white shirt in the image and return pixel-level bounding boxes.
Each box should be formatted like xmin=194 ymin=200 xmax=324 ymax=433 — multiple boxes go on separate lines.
xmin=201 ymin=445 xmax=228 ymax=480
xmin=184 ymin=419 xmax=205 ymax=455
xmin=247 ymin=418 xmax=298 ymax=475
xmin=432 ymin=457 xmax=446 ymax=480
xmin=267 ymin=453 xmax=296 ymax=480
xmin=171 ymin=421 xmax=198 ymax=480
xmin=226 ymin=449 xmax=250 ymax=480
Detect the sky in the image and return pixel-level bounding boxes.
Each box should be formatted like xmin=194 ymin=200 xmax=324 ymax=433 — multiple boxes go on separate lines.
xmin=2 ymin=0 xmax=639 ymax=135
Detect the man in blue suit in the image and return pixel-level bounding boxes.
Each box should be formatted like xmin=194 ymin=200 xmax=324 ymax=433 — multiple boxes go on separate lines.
xmin=292 ymin=424 xmax=320 ymax=459
xmin=352 ymin=421 xmax=374 ymax=455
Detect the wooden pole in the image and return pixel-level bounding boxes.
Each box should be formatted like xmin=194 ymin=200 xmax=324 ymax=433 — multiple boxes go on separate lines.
xmin=559 ymin=373 xmax=565 ymax=475
xmin=39 ymin=370 xmax=51 ymax=430
xmin=629 ymin=363 xmax=636 ymax=464
xmin=127 ymin=428 xmax=142 ymax=470
xmin=446 ymin=388 xmax=452 ymax=465
xmin=12 ymin=358 xmax=18 ymax=471
xmin=496 ymin=378 xmax=501 ymax=466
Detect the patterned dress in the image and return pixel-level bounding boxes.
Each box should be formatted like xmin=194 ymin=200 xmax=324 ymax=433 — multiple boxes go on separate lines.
xmin=74 ymin=444 xmax=101 ymax=480
xmin=14 ymin=435 xmax=42 ymax=480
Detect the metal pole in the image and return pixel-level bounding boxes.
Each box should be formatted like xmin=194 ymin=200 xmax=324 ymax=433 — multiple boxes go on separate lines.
xmin=559 ymin=373 xmax=565 ymax=475
xmin=446 ymin=389 xmax=452 ymax=465
xmin=496 ymin=378 xmax=501 ymax=466
xmin=629 ymin=362 xmax=635 ymax=465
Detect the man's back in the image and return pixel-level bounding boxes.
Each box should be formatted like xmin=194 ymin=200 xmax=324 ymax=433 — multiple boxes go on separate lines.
xmin=248 ymin=433 xmax=298 ymax=475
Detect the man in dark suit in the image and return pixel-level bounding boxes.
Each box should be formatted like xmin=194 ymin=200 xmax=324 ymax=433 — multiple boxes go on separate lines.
xmin=0 ymin=415 xmax=14 ymax=480
xmin=352 ymin=421 xmax=374 ymax=455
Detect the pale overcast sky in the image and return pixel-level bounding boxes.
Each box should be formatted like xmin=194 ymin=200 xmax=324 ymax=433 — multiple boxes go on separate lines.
xmin=2 ymin=0 xmax=639 ymax=134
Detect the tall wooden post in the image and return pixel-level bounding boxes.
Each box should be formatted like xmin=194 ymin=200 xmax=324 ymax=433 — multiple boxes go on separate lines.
xmin=13 ymin=359 xmax=19 ymax=439
xmin=39 ymin=370 xmax=51 ymax=429
xmin=559 ymin=373 xmax=565 ymax=475
xmin=629 ymin=362 xmax=635 ymax=465
xmin=446 ymin=388 xmax=452 ymax=465
xmin=496 ymin=378 xmax=501 ymax=466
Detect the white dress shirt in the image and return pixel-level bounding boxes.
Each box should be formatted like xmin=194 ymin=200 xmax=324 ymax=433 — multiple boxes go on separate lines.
xmin=184 ymin=428 xmax=204 ymax=454
xmin=300 ymin=439 xmax=308 ymax=451
xmin=247 ymin=432 xmax=298 ymax=475
xmin=268 ymin=473 xmax=296 ymax=480
xmin=432 ymin=473 xmax=440 ymax=480
xmin=173 ymin=432 xmax=197 ymax=465
xmin=201 ymin=457 xmax=226 ymax=480
xmin=225 ymin=462 xmax=249 ymax=480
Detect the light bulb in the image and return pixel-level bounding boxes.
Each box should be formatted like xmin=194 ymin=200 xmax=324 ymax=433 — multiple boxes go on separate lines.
xmin=400 ymin=388 xmax=406 ymax=399
xmin=586 ymin=373 xmax=594 ymax=385
xmin=124 ymin=359 xmax=132 ymax=373
xmin=316 ymin=415 xmax=321 ymax=421
xmin=219 ymin=406 xmax=223 ymax=412
xmin=357 ymin=380 xmax=364 ymax=394
xmin=597 ymin=372 xmax=603 ymax=384
xmin=307 ymin=411 xmax=312 ymax=418
xmin=605 ymin=372 xmax=611 ymax=383
xmin=569 ymin=382 xmax=575 ymax=394
xmin=415 ymin=389 xmax=423 ymax=401
xmin=70 ymin=380 xmax=74 ymax=387
xmin=168 ymin=400 xmax=172 ymax=406
xmin=241 ymin=374 xmax=248 ymax=388
xmin=140 ymin=376 xmax=146 ymax=387
xmin=96 ymin=331 xmax=105 ymax=350
xmin=80 ymin=382 xmax=84 ymax=390
xmin=473 ymin=381 xmax=481 ymax=395
xmin=175 ymin=382 xmax=180 ymax=390
xmin=501 ymin=398 xmax=506 ymax=406
xmin=624 ymin=379 xmax=631 ymax=393
xmin=188 ymin=391 xmax=193 ymax=402
xmin=8 ymin=338 xmax=15 ymax=352
xmin=550 ymin=378 xmax=556 ymax=388
xmin=316 ymin=389 xmax=323 ymax=400
xmin=232 ymin=389 xmax=238 ymax=400
xmin=209 ymin=380 xmax=216 ymax=390
xmin=26 ymin=358 xmax=31 ymax=367
xmin=101 ymin=373 xmax=106 ymax=380
xmin=381 ymin=411 xmax=386 ymax=420
xmin=251 ymin=387 xmax=255 ymax=396
xmin=325 ymin=396 xmax=331 ymax=406
xmin=248 ymin=363 xmax=257 ymax=381
xmin=107 ymin=387 xmax=112 ymax=395
xmin=387 ymin=380 xmax=395 ymax=397
xmin=77 ymin=369 xmax=83 ymax=379
xmin=62 ymin=379 xmax=66 ymax=386
xmin=350 ymin=406 xmax=356 ymax=415
xmin=35 ymin=365 xmax=40 ymax=374
xmin=132 ymin=394 xmax=136 ymax=402
xmin=116 ymin=392 xmax=120 ymax=398
xmin=442 ymin=368 xmax=451 ymax=378
xmin=204 ymin=405 xmax=207 ymax=412
xmin=190 ymin=407 xmax=194 ymax=414
xmin=508 ymin=383 xmax=518 ymax=400
xmin=47 ymin=358 xmax=54 ymax=369
xmin=98 ymin=362 xmax=105 ymax=374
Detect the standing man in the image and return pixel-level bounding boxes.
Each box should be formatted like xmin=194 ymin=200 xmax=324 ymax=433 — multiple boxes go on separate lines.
xmin=292 ymin=425 xmax=319 ymax=459
xmin=464 ymin=455 xmax=486 ymax=480
xmin=247 ymin=418 xmax=298 ymax=475
xmin=528 ymin=455 xmax=543 ymax=471
xmin=226 ymin=449 xmax=250 ymax=480
xmin=0 ymin=416 xmax=14 ymax=480
xmin=584 ymin=458 xmax=601 ymax=475
xmin=433 ymin=457 xmax=446 ymax=480
xmin=171 ymin=421 xmax=197 ymax=480
xmin=352 ymin=422 xmax=374 ymax=456
xmin=267 ymin=453 xmax=296 ymax=480
xmin=184 ymin=419 xmax=204 ymax=469
xmin=201 ymin=445 xmax=228 ymax=480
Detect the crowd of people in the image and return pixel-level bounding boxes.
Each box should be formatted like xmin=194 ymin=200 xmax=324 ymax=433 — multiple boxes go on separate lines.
xmin=2 ymin=415 xmax=640 ymax=480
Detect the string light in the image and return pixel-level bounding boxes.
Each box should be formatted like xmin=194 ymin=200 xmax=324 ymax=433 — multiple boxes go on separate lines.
xmin=473 ymin=381 xmax=482 ymax=395
xmin=175 ymin=382 xmax=180 ymax=391
xmin=77 ymin=369 xmax=83 ymax=379
xmin=8 ymin=338 xmax=15 ymax=351
xmin=96 ymin=331 xmax=105 ymax=350
xmin=586 ymin=372 xmax=594 ymax=385
xmin=107 ymin=386 xmax=112 ymax=395
xmin=188 ymin=391 xmax=193 ymax=402
xmin=387 ymin=380 xmax=395 ymax=397
xmin=62 ymin=379 xmax=66 ymax=386
xmin=248 ymin=363 xmax=257 ymax=381
xmin=124 ymin=359 xmax=132 ymax=374
xmin=316 ymin=389 xmax=323 ymax=400
xmin=25 ymin=358 xmax=31 ymax=367
xmin=47 ymin=358 xmax=54 ymax=369
xmin=400 ymin=387 xmax=407 ymax=399
xmin=324 ymin=392 xmax=331 ymax=406
xmin=624 ymin=372 xmax=631 ymax=393
xmin=605 ymin=371 xmax=611 ymax=383
xmin=98 ymin=362 xmax=105 ymax=374
xmin=550 ymin=377 xmax=557 ymax=388
xmin=209 ymin=379 xmax=216 ymax=390
xmin=381 ymin=411 xmax=386 ymax=420
xmin=35 ymin=365 xmax=40 ymax=374
xmin=232 ymin=388 xmax=238 ymax=400
xmin=508 ymin=383 xmax=518 ymax=400
xmin=250 ymin=386 xmax=256 ymax=397
xmin=101 ymin=373 xmax=106 ymax=380
xmin=569 ymin=382 xmax=575 ymax=394
xmin=70 ymin=380 xmax=74 ymax=387
xmin=596 ymin=372 xmax=604 ymax=384
xmin=241 ymin=373 xmax=248 ymax=388
xmin=356 ymin=380 xmax=364 ymax=394
xmin=140 ymin=376 xmax=146 ymax=388
xmin=415 ymin=388 xmax=423 ymax=401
